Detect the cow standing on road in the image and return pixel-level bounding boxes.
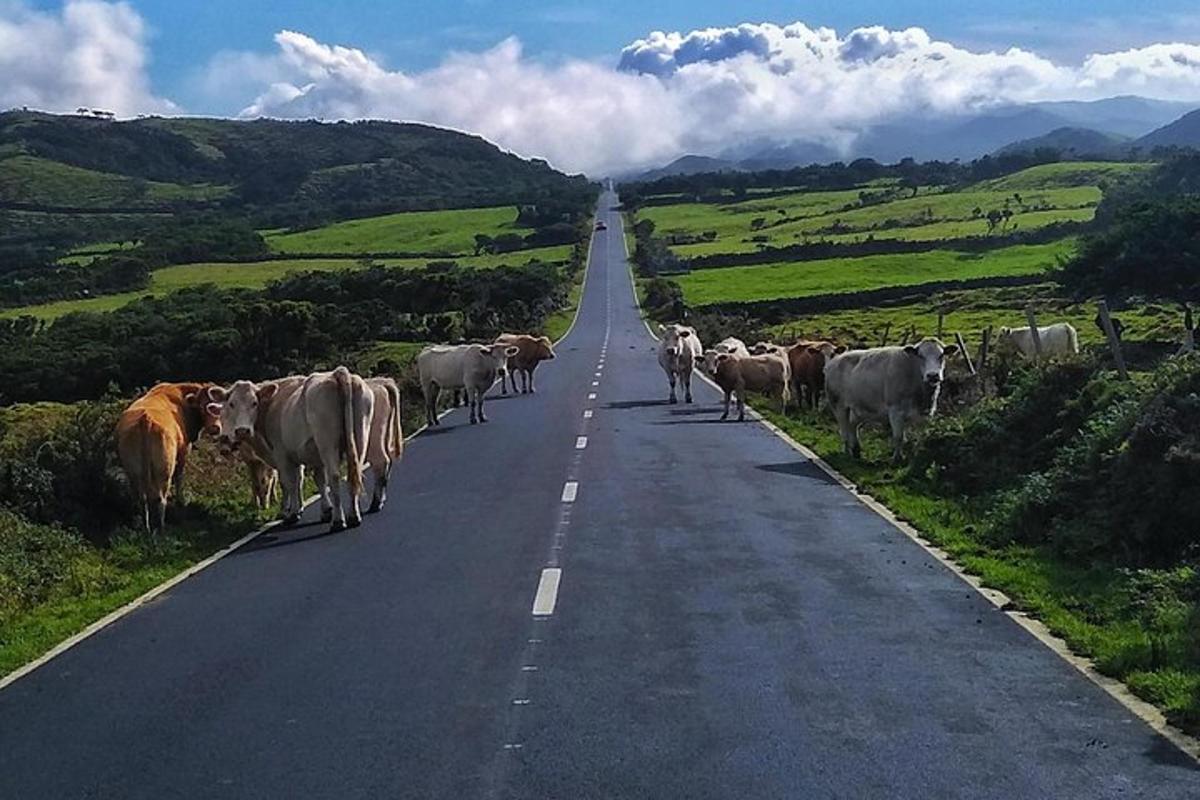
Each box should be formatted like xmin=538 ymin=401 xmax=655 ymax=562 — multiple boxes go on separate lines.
xmin=824 ymin=338 xmax=958 ymax=462
xmin=116 ymin=382 xmax=224 ymax=534
xmin=418 ymin=343 xmax=520 ymax=426
xmin=711 ymin=350 xmax=791 ymax=421
xmin=364 ymin=376 xmax=404 ymax=513
xmin=212 ymin=367 xmax=374 ymax=533
xmin=495 ymin=333 xmax=556 ymax=394
xmin=702 ymin=337 xmax=750 ymax=374
xmin=657 ymin=324 xmax=703 ymax=404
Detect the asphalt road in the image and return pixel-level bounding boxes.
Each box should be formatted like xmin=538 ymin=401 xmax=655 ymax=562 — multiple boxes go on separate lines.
xmin=1 ymin=191 xmax=1197 ymax=799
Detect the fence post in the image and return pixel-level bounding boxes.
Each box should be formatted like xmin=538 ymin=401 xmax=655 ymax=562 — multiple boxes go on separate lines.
xmin=979 ymin=326 xmax=992 ymax=369
xmin=1024 ymin=307 xmax=1042 ymax=362
xmin=880 ymin=322 xmax=892 ymax=346
xmin=937 ymin=311 xmax=945 ymax=340
xmin=955 ymin=331 xmax=976 ymax=375
xmin=1097 ymin=300 xmax=1128 ymax=380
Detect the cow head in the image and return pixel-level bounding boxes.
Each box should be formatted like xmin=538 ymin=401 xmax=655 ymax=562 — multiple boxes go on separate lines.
xmin=184 ymin=385 xmax=227 ymax=437
xmin=749 ymin=341 xmax=784 ymax=356
xmin=660 ymin=325 xmax=691 ymax=358
xmin=904 ymin=338 xmax=959 ymax=388
xmin=209 ymin=380 xmax=278 ymax=447
xmin=536 ymin=336 xmax=556 ymax=361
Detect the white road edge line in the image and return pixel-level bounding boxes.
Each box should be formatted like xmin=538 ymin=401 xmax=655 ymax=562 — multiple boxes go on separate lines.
xmin=619 ymin=204 xmax=1200 ymax=762
xmin=531 ymin=568 xmax=562 ymax=616
xmin=560 ymin=482 xmax=579 ymax=503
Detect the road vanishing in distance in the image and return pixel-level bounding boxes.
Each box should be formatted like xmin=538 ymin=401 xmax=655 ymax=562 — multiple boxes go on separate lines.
xmin=1 ymin=191 xmax=1196 ymax=799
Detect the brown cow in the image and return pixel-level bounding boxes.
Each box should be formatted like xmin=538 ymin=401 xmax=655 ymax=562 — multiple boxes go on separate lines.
xmin=115 ymin=382 xmax=223 ymax=534
xmin=788 ymin=340 xmax=844 ymax=410
xmin=495 ymin=333 xmax=556 ymax=394
xmin=712 ymin=351 xmax=791 ymax=421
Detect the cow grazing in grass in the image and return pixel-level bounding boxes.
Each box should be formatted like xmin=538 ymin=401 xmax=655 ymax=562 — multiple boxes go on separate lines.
xmin=788 ymin=340 xmax=845 ymax=410
xmin=495 ymin=333 xmax=556 ymax=394
xmin=997 ymin=322 xmax=1079 ymax=359
xmin=212 ymin=368 xmax=374 ymax=533
xmin=824 ymin=338 xmax=958 ymax=462
xmin=657 ymin=324 xmax=703 ymax=404
xmin=116 ymin=382 xmax=224 ymax=534
xmin=365 ymin=376 xmax=404 ymax=513
xmin=712 ymin=350 xmax=791 ymax=421
xmin=418 ymin=344 xmax=519 ymax=425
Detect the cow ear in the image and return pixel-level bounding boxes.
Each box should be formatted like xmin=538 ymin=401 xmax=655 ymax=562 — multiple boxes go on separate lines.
xmin=999 ymin=326 xmax=1010 ymax=334
xmin=835 ymin=345 xmax=847 ymax=354
xmin=183 ymin=391 xmax=198 ymax=405
xmin=205 ymin=402 xmax=223 ymax=418
xmin=904 ymin=345 xmax=919 ymax=356
xmin=716 ymin=353 xmax=730 ymax=363
xmin=505 ymin=345 xmax=520 ymax=357
xmin=943 ymin=344 xmax=960 ymax=358
xmin=257 ymin=383 xmax=278 ymax=402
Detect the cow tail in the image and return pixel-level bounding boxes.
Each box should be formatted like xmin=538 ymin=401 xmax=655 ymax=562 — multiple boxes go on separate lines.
xmin=385 ymin=380 xmax=404 ymax=459
xmin=335 ymin=367 xmax=364 ymax=497
xmin=1069 ymin=325 xmax=1080 ymax=354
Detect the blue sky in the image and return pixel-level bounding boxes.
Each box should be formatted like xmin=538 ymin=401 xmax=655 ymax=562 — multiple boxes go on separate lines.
xmin=22 ymin=0 xmax=1200 ymax=111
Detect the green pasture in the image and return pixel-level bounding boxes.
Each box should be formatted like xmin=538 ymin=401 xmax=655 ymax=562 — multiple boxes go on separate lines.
xmin=265 ymin=205 xmax=525 ymax=256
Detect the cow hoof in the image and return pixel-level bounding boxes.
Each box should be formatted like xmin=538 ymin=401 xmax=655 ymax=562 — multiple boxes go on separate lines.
xmin=320 ymin=508 xmax=333 ymax=523
xmin=367 ymin=500 xmax=382 ymax=514
xmin=470 ymin=417 xmax=478 ymax=425
xmin=280 ymin=514 xmax=300 ymax=528
xmin=330 ymin=520 xmax=346 ymax=533
xmin=668 ymin=397 xmax=677 ymax=404
xmin=479 ymin=416 xmax=488 ymax=423
xmin=347 ymin=516 xmax=363 ymax=529
xmin=685 ymin=397 xmax=694 ymax=404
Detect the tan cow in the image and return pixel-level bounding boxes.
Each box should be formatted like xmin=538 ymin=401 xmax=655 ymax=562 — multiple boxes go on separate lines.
xmin=365 ymin=376 xmax=404 ymax=513
xmin=238 ymin=442 xmax=279 ymax=511
xmin=115 ymin=382 xmax=223 ymax=534
xmin=495 ymin=333 xmax=556 ymax=394
xmin=211 ymin=368 xmax=374 ymax=532
xmin=711 ymin=351 xmax=792 ymax=421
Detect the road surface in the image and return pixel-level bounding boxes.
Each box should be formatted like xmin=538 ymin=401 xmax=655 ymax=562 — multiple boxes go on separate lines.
xmin=1 ymin=191 xmax=1196 ymax=799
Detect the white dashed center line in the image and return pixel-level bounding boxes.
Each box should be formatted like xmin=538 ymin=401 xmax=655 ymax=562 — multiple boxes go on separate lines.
xmin=575 ymin=436 xmax=588 ymax=449
xmin=583 ymin=409 xmax=593 ymax=419
xmin=561 ymin=481 xmax=579 ymax=503
xmin=591 ymin=381 xmax=599 ymax=387
xmin=532 ymin=568 xmax=562 ymax=616
xmin=588 ymin=392 xmax=597 ymax=400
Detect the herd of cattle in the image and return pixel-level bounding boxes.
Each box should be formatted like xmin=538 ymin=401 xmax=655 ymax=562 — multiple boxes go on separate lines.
xmin=113 ymin=312 xmax=1078 ymax=536
xmin=655 ymin=320 xmax=1081 ymax=462
xmin=114 ymin=334 xmax=557 ymax=535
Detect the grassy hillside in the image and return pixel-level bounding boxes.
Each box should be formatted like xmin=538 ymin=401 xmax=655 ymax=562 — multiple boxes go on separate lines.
xmin=4 ymin=245 xmax=574 ymax=321
xmin=266 ymin=206 xmax=523 ymax=256
xmin=0 ymin=155 xmax=230 ymax=209
xmin=674 ymin=241 xmax=1074 ymax=305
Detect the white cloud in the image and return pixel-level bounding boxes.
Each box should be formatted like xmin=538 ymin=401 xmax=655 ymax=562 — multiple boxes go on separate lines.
xmin=0 ymin=0 xmax=173 ymax=115
xmin=220 ymin=21 xmax=1200 ymax=175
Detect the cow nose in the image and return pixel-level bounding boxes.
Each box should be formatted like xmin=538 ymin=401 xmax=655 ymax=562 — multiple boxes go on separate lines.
xmin=925 ymin=374 xmax=942 ymax=385
xmin=235 ymin=427 xmax=252 ymax=441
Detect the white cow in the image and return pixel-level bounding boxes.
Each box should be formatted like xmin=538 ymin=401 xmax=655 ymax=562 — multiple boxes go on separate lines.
xmin=702 ymin=336 xmax=750 ymax=374
xmin=824 ymin=338 xmax=959 ymax=462
xmin=657 ymin=324 xmax=704 ymax=404
xmin=418 ymin=343 xmax=519 ymax=426
xmin=365 ymin=376 xmax=404 ymax=514
xmin=997 ymin=322 xmax=1079 ymax=359
xmin=211 ymin=367 xmax=374 ymax=532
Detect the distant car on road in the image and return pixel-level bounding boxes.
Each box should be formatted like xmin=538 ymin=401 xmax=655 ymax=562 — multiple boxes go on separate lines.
xmin=595 ymin=221 xmax=607 ymax=231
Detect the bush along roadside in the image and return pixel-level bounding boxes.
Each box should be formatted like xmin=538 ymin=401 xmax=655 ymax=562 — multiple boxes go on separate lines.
xmin=749 ymin=354 xmax=1200 ymax=734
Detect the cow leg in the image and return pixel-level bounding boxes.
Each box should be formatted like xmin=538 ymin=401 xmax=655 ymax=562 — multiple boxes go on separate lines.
xmin=831 ymin=402 xmax=854 ymax=456
xmin=721 ymin=390 xmax=732 ymax=420
xmin=528 ymin=365 xmax=537 ymax=393
xmin=150 ymin=493 xmax=167 ymax=535
xmin=667 ymin=371 xmax=678 ymax=404
xmin=368 ymin=460 xmax=388 ymax=514
xmin=313 ymin=465 xmax=334 ymax=523
xmin=477 ymin=388 xmax=489 ymax=423
xmin=683 ymin=370 xmax=694 ymax=404
xmin=737 ymin=391 xmax=746 ymax=422
xmin=888 ymin=409 xmax=907 ymax=463
xmin=172 ymin=453 xmax=187 ymax=505
xmin=279 ymin=463 xmax=303 ymax=526
xmin=468 ymin=388 xmax=479 ymax=424
xmin=315 ymin=451 xmax=348 ymax=533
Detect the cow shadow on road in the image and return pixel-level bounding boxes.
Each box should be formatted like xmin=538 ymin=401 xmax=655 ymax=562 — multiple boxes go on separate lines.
xmin=756 ymin=461 xmax=841 ymax=486
xmin=236 ymin=520 xmax=337 ymax=554
xmin=605 ymin=399 xmax=671 ymax=410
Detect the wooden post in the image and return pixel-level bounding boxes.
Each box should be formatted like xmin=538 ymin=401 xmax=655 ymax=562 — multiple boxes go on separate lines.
xmin=880 ymin=322 xmax=892 ymax=346
xmin=955 ymin=331 xmax=976 ymax=375
xmin=1097 ymin=300 xmax=1128 ymax=380
xmin=1024 ymin=307 xmax=1043 ymax=361
xmin=937 ymin=311 xmax=945 ymax=339
xmin=979 ymin=326 xmax=992 ymax=369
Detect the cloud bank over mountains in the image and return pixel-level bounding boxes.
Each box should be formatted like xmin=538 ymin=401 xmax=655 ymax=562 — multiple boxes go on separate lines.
xmin=3 ymin=4 xmax=1200 ymax=174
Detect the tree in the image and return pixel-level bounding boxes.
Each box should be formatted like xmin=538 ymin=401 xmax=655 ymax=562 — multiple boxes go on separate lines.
xmin=474 ymin=234 xmax=494 ymax=255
